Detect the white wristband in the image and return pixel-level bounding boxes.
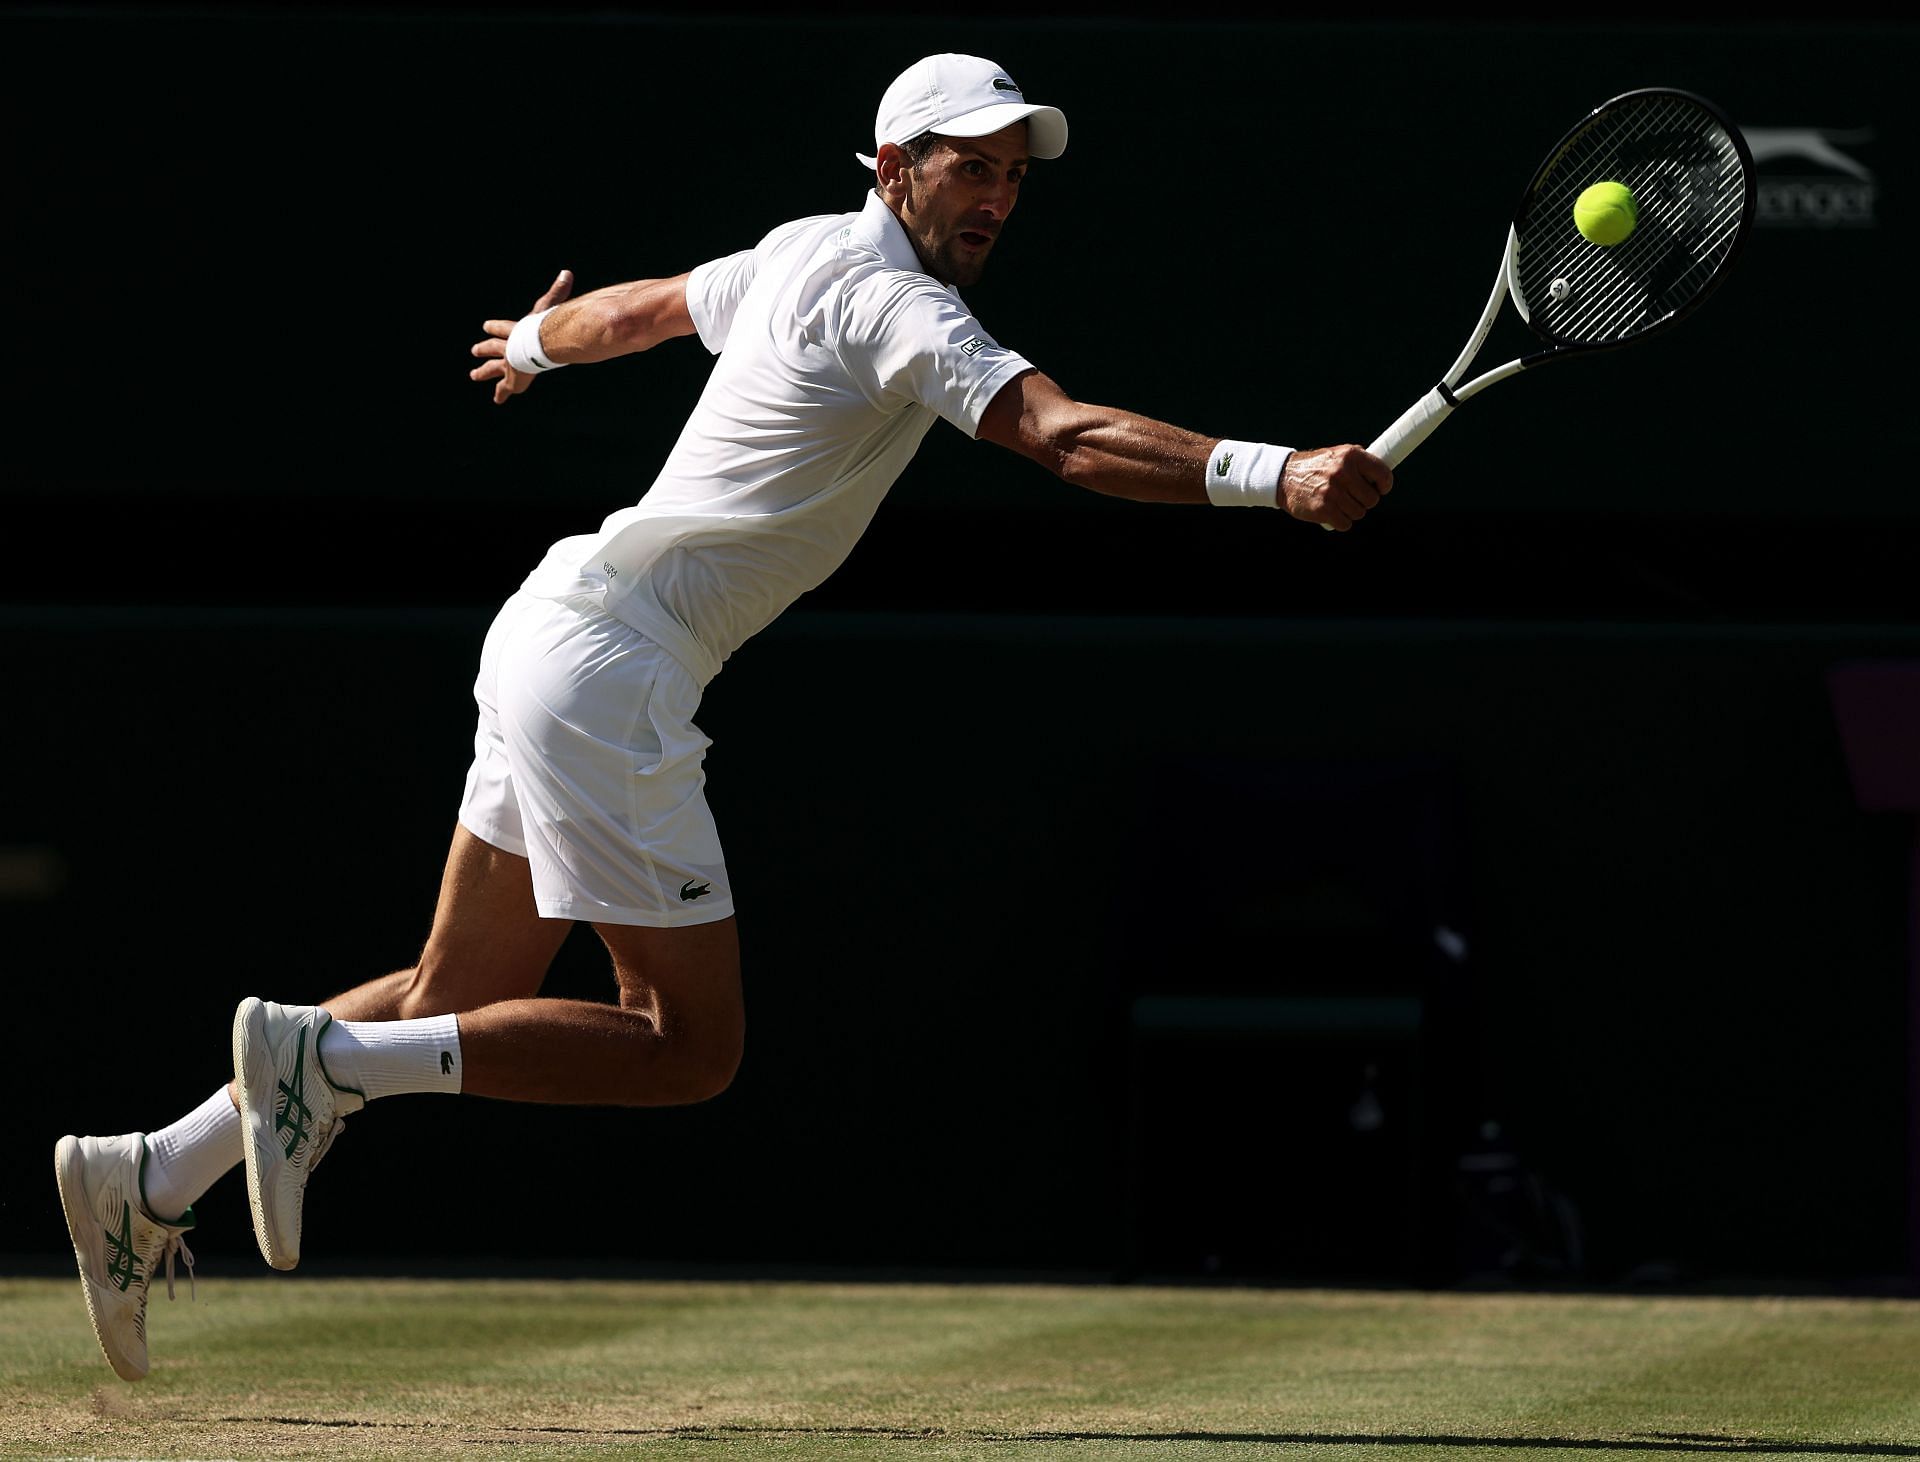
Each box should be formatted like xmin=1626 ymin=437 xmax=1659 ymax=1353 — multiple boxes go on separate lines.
xmin=1205 ymin=439 xmax=1291 ymax=508
xmin=505 ymin=308 xmax=563 ymax=374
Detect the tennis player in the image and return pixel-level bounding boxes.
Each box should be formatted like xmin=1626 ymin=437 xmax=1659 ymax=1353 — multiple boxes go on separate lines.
xmin=54 ymin=52 xmax=1391 ymax=1379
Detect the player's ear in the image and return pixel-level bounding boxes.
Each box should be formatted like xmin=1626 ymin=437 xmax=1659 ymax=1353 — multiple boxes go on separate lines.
xmin=875 ymin=142 xmax=910 ymax=201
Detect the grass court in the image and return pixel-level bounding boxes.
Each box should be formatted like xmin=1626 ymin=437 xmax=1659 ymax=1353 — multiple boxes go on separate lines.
xmin=4 ymin=1276 xmax=1919 ymax=1460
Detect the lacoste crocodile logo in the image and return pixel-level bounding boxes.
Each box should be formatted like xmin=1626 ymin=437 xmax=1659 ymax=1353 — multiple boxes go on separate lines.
xmin=1215 ymin=453 xmax=1232 ymax=477
xmin=680 ymin=879 xmax=713 ymax=901
xmin=441 ymin=1051 xmax=454 ymax=1075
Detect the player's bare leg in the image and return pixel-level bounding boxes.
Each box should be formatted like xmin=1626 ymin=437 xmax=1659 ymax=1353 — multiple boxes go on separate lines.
xmin=310 ymin=823 xmax=744 ymax=1105
xmin=320 ymin=822 xmax=574 ymax=1022
xmin=218 ymin=822 xmax=568 ymax=1121
xmin=233 ymin=826 xmax=744 ymax=1266
xmin=455 ymin=915 xmax=743 ymax=1106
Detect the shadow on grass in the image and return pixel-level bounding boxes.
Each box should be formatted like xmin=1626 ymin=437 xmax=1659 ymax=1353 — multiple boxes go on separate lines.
xmin=218 ymin=1419 xmax=1920 ymax=1455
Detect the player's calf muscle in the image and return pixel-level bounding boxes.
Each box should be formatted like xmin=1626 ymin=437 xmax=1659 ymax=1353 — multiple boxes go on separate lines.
xmin=318 ymin=968 xmax=418 ymax=1023
xmin=458 ymin=997 xmax=743 ymax=1106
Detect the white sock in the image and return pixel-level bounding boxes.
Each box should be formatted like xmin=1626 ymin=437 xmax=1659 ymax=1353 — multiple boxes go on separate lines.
xmin=318 ymin=1014 xmax=463 ymax=1101
xmin=142 ymin=1086 xmax=243 ymax=1221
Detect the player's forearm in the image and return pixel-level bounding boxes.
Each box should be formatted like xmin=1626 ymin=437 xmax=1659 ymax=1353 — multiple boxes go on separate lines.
xmin=1047 ymin=403 xmax=1218 ymax=505
xmin=538 ymin=274 xmax=696 ymax=363
xmin=980 ymin=371 xmax=1323 ymax=513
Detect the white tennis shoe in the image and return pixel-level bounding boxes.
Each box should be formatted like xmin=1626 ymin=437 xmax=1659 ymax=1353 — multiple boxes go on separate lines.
xmin=233 ymin=997 xmax=365 ymax=1271
xmin=53 ymin=1132 xmax=197 ymax=1382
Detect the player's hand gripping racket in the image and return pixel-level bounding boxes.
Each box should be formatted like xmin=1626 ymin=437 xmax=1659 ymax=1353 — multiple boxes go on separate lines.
xmin=1354 ymin=88 xmax=1755 ymax=502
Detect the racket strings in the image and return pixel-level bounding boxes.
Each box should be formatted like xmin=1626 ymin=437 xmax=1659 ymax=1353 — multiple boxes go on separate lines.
xmin=1547 ymin=177 xmax=1744 ymax=342
xmin=1526 ymin=101 xmax=1745 ymax=339
xmin=1516 ymin=92 xmax=1749 ymax=346
xmin=1531 ymin=106 xmax=1741 ymax=337
xmin=1549 ymin=159 xmax=1742 ymax=335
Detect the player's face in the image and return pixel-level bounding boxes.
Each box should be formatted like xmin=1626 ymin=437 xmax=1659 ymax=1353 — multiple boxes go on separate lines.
xmin=898 ymin=124 xmax=1029 ymax=287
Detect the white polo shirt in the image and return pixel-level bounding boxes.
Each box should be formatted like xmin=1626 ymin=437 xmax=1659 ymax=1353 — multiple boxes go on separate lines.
xmin=520 ymin=190 xmax=1036 ymax=684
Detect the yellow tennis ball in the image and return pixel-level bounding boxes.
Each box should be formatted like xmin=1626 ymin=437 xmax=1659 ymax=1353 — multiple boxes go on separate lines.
xmin=1574 ymin=181 xmax=1638 ymax=246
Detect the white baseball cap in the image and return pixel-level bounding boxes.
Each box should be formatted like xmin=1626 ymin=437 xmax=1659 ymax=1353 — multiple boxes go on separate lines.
xmin=855 ymin=53 xmax=1068 ymax=170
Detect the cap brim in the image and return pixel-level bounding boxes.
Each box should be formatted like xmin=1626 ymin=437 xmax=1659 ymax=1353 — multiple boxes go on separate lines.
xmin=932 ymin=102 xmax=1068 ymax=159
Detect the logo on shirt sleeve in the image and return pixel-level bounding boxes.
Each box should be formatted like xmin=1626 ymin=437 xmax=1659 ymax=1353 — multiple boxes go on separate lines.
xmin=960 ymin=336 xmax=990 ymax=357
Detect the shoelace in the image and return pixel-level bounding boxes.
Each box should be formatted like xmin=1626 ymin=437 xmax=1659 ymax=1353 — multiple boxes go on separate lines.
xmin=308 ymin=1115 xmax=348 ymax=1173
xmin=160 ymin=1232 xmax=196 ymax=1303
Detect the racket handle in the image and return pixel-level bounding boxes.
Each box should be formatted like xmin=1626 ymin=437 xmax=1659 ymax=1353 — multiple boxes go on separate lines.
xmin=1318 ymin=386 xmax=1457 ymax=531
xmin=1320 ymin=382 xmax=1451 ymax=530
xmin=1366 ymin=386 xmax=1455 ymax=470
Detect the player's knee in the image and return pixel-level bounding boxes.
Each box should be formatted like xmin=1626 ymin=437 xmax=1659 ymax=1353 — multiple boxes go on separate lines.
xmin=703 ymin=1025 xmax=745 ymax=1099
xmin=649 ymin=1021 xmax=743 ymax=1106
xmin=682 ymin=1027 xmax=745 ymax=1104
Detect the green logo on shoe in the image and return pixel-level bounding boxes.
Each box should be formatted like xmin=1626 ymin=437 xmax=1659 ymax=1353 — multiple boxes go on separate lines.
xmin=104 ymin=1200 xmax=139 ymax=1292
xmin=276 ymin=1039 xmax=316 ymax=1161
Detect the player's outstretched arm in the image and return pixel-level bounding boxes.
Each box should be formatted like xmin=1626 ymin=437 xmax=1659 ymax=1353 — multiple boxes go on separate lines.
xmin=468 ymin=269 xmax=699 ymax=406
xmin=976 ymin=369 xmax=1392 ymax=531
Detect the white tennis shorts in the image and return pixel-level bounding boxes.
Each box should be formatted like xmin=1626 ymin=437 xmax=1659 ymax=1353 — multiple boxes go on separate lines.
xmin=457 ymin=590 xmax=734 ymax=927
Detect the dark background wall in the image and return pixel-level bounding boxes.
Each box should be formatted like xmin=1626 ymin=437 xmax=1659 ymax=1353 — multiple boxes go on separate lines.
xmin=4 ymin=4 xmax=1916 ymax=1290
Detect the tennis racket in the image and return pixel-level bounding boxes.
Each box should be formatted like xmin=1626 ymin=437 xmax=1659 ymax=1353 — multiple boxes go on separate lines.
xmin=1362 ymin=87 xmax=1756 ymax=477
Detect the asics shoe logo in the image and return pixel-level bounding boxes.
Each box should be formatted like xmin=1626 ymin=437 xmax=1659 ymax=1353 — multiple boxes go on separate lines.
xmin=104 ymin=1199 xmax=139 ymax=1292
xmin=276 ymin=1039 xmax=316 ymax=1161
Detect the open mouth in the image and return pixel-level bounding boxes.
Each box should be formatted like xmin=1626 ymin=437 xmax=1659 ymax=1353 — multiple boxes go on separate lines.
xmin=958 ymin=230 xmax=994 ymax=249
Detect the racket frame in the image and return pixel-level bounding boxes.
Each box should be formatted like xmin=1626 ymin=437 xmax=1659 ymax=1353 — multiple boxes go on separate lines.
xmin=1365 ymin=87 xmax=1756 ymax=471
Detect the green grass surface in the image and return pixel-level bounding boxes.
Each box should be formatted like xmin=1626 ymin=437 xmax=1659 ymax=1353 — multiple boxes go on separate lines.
xmin=3 ymin=1276 xmax=1919 ymax=1459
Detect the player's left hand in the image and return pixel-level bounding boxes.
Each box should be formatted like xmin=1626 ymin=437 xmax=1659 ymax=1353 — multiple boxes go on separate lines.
xmin=469 ymin=269 xmax=574 ymax=405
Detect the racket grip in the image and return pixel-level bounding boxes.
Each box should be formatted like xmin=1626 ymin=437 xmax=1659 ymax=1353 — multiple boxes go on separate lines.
xmin=1366 ymin=386 xmax=1455 ymax=470
xmin=1318 ymin=385 xmax=1456 ymax=532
